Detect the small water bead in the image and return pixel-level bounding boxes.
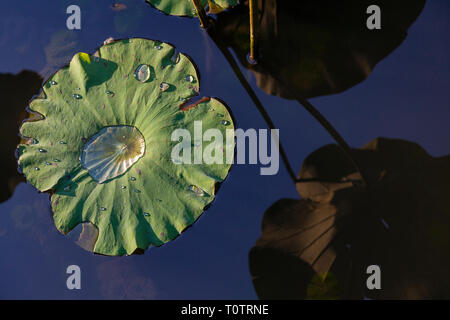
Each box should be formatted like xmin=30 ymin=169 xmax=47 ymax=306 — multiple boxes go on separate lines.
xmin=105 ymin=90 xmax=114 ymax=97
xmin=134 ymin=64 xmax=151 ymax=83
xmin=221 ymin=120 xmax=231 ymax=126
xmin=246 ymin=53 xmax=258 ymax=65
xmin=189 ymin=185 xmax=205 ymax=196
xmin=185 ymin=75 xmax=194 ymax=83
xmin=100 ymin=207 xmax=107 ymax=211
xmin=38 ymin=148 xmax=46 ymax=153
xmin=154 ymin=45 xmax=162 ymax=50
xmin=58 ymin=141 xmax=66 ymax=145
xmin=120 ymin=185 xmax=126 ymax=189
xmin=73 ymin=94 xmax=82 ymax=99
xmin=159 ymin=82 xmax=169 ymax=92
xmin=53 ymin=158 xmax=61 ymax=162
xmin=50 ymin=80 xmax=57 ymax=85
xmin=45 ymin=161 xmax=51 ymax=166
xmin=34 ymin=167 xmax=40 ymax=171
xmin=216 ymin=113 xmax=224 ymax=117
xmin=143 ymin=212 xmax=150 ymax=217
xmin=130 ymin=177 xmax=136 ymax=181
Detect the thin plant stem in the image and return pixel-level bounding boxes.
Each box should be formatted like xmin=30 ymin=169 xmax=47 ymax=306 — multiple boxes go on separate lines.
xmin=207 ymin=19 xmax=368 ymax=187
xmin=249 ymin=0 xmax=257 ymax=62
xmin=208 ymin=28 xmax=298 ymax=183
xmin=191 ymin=0 xmax=210 ymax=28
xmin=270 ymin=74 xmax=368 ymax=187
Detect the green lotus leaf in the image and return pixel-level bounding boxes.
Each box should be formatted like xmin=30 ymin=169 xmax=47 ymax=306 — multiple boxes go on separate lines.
xmin=18 ymin=38 xmax=235 ymax=256
xmin=146 ymin=0 xmax=238 ymax=17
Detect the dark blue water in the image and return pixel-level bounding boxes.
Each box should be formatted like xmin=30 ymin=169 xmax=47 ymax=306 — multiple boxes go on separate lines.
xmin=0 ymin=0 xmax=448 ymax=299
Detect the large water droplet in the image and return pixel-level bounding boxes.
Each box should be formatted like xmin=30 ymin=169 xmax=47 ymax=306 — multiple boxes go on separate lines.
xmin=134 ymin=64 xmax=151 ymax=83
xmin=159 ymin=82 xmax=169 ymax=92
xmin=81 ymin=126 xmax=146 ymax=184
xmin=189 ymin=185 xmax=205 ymax=196
xmin=73 ymin=94 xmax=82 ymax=100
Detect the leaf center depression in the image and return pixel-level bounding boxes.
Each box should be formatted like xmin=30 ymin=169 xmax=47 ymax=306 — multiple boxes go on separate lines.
xmin=81 ymin=126 xmax=146 ymax=183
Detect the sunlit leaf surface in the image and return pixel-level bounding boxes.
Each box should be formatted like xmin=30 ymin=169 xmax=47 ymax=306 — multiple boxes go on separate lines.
xmin=18 ymin=38 xmax=235 ymax=256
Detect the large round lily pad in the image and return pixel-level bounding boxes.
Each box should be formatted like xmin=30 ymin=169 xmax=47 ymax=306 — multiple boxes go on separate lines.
xmin=18 ymin=38 xmax=235 ymax=256
xmin=146 ymin=0 xmax=238 ymax=17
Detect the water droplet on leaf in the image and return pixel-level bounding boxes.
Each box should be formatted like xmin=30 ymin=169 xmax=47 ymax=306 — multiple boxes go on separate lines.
xmin=134 ymin=64 xmax=151 ymax=83
xmin=189 ymin=185 xmax=205 ymax=196
xmin=159 ymin=82 xmax=169 ymax=92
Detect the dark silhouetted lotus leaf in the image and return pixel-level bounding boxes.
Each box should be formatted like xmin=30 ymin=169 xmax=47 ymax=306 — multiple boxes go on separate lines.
xmin=0 ymin=71 xmax=42 ymax=203
xmin=250 ymin=138 xmax=450 ymax=299
xmin=215 ymin=0 xmax=426 ymax=99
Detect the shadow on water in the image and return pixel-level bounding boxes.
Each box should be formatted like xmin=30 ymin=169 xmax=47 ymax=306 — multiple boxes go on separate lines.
xmin=0 ymin=70 xmax=42 ymax=203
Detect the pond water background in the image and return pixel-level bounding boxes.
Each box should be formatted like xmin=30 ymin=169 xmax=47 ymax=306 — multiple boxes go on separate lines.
xmin=0 ymin=0 xmax=449 ymax=299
